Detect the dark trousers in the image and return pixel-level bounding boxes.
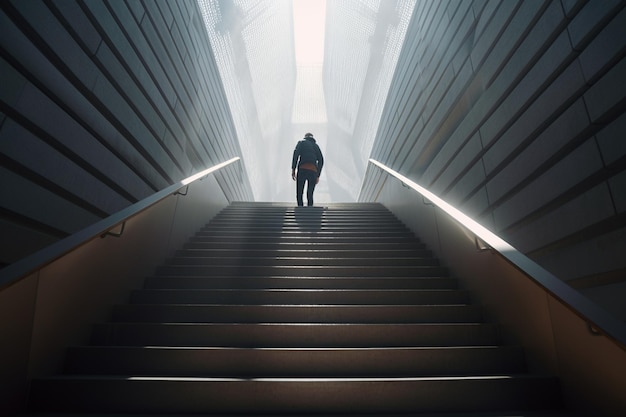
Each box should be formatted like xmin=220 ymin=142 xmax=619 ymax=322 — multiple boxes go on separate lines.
xmin=296 ymin=169 xmax=317 ymax=206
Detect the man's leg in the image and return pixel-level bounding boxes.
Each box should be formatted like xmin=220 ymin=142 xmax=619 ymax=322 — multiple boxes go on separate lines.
xmin=305 ymin=170 xmax=317 ymax=206
xmin=296 ymin=170 xmax=306 ymax=206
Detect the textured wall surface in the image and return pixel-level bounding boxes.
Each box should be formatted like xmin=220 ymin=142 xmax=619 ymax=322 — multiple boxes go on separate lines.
xmin=362 ymin=0 xmax=626 ymax=319
xmin=0 ymin=0 xmax=252 ymax=266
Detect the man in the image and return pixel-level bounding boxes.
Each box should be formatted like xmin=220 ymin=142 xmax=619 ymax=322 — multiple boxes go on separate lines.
xmin=291 ymin=132 xmax=324 ymax=206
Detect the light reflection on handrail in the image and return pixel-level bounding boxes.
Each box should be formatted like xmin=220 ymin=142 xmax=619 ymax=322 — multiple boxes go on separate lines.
xmin=368 ymin=158 xmax=626 ymax=349
xmin=0 ymin=157 xmax=241 ymax=290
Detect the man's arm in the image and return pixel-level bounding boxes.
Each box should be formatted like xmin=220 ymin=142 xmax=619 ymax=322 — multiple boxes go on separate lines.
xmin=292 ymin=142 xmax=300 ymax=181
xmin=316 ymin=146 xmax=324 ymax=177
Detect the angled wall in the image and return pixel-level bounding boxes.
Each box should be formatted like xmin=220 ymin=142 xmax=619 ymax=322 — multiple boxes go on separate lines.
xmin=364 ymin=0 xmax=626 ymax=320
xmin=0 ymin=0 xmax=252 ymax=267
xmin=198 ymin=0 xmax=296 ymax=201
xmin=323 ymin=0 xmax=416 ymax=201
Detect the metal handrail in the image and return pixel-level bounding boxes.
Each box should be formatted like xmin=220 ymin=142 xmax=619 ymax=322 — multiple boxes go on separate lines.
xmin=368 ymin=158 xmax=626 ymax=349
xmin=0 ymin=157 xmax=241 ymax=290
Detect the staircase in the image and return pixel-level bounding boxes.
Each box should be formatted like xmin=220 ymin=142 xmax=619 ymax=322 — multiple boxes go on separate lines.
xmin=28 ymin=202 xmax=571 ymax=415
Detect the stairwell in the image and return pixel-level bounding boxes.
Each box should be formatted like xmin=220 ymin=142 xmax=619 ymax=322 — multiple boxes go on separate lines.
xmin=28 ymin=202 xmax=573 ymax=415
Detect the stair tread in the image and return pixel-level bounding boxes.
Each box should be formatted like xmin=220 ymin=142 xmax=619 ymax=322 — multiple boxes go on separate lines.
xmin=16 ymin=413 xmax=588 ymax=417
xmin=143 ymin=276 xmax=457 ymax=290
xmin=128 ymin=289 xmax=469 ymax=305
xmin=111 ymin=303 xmax=481 ymax=324
xmin=70 ymin=345 xmax=509 ymax=351
xmin=166 ymin=258 xmax=440 ymax=266
xmin=39 ymin=374 xmax=552 ymax=381
xmin=133 ymin=289 xmax=462 ymax=292
xmin=147 ymin=275 xmax=448 ymax=279
xmin=63 ymin=344 xmax=525 ymax=376
xmin=29 ymin=374 xmax=562 ymax=413
xmin=90 ymin=322 xmax=500 ymax=347
xmin=176 ymin=250 xmax=432 ymax=256
xmin=175 ymin=255 xmax=430 ymax=258
xmin=116 ymin=304 xmax=474 ymax=309
xmin=107 ymin=322 xmax=484 ymax=325
xmin=155 ymin=264 xmax=450 ymax=278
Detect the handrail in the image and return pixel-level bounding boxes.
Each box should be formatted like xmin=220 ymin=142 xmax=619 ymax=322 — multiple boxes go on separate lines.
xmin=368 ymin=158 xmax=626 ymax=349
xmin=0 ymin=157 xmax=241 ymax=290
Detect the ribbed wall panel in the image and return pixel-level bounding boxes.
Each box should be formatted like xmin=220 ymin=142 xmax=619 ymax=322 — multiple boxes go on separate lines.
xmin=0 ymin=0 xmax=252 ymax=266
xmin=362 ymin=0 xmax=626 ymax=318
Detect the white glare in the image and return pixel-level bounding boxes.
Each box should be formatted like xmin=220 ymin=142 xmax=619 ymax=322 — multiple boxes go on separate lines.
xmin=293 ymin=0 xmax=326 ymax=64
xmin=292 ymin=0 xmax=328 ymax=124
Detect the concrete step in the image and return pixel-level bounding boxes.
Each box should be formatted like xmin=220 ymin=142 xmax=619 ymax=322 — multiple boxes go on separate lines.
xmin=209 ymin=217 xmax=403 ymax=226
xmin=206 ymin=216 xmax=405 ymax=222
xmin=166 ymin=256 xmax=440 ymax=267
xmin=207 ymin=210 xmax=402 ymax=224
xmin=187 ymin=235 xmax=422 ymax=244
xmin=90 ymin=323 xmax=500 ymax=347
xmin=111 ymin=304 xmax=482 ymax=323
xmin=204 ymin=218 xmax=408 ymax=224
xmin=16 ymin=412 xmax=588 ymax=417
xmin=229 ymin=201 xmax=386 ymax=207
xmin=142 ymin=276 xmax=458 ymax=289
xmin=175 ymin=248 xmax=433 ymax=258
xmin=195 ymin=230 xmax=416 ymax=238
xmin=208 ymin=220 xmax=404 ymax=228
xmin=28 ymin=375 xmax=562 ymax=414
xmin=63 ymin=346 xmax=525 ymax=377
xmin=220 ymin=204 xmax=391 ymax=210
xmin=221 ymin=205 xmax=391 ymax=211
xmin=184 ymin=241 xmax=428 ymax=250
xmin=202 ymin=221 xmax=409 ymax=228
xmin=214 ymin=211 xmax=398 ymax=216
xmin=218 ymin=205 xmax=392 ymax=212
xmin=129 ymin=289 xmax=469 ymax=305
xmin=154 ymin=264 xmax=449 ymax=277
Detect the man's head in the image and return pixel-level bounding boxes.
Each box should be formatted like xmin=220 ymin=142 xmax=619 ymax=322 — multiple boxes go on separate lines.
xmin=304 ymin=133 xmax=314 ymax=138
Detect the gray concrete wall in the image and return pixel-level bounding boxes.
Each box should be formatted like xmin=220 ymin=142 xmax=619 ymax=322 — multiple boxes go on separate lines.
xmin=364 ymin=0 xmax=626 ymax=320
xmin=374 ymin=178 xmax=626 ymax=417
xmin=0 ymin=0 xmax=252 ymax=266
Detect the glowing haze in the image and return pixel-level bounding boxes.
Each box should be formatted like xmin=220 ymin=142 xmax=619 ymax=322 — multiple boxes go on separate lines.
xmin=197 ymin=0 xmax=415 ymax=202
xmin=293 ymin=0 xmax=326 ymax=64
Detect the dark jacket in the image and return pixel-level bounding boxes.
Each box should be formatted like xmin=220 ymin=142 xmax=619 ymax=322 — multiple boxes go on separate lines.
xmin=292 ymin=137 xmax=324 ymax=177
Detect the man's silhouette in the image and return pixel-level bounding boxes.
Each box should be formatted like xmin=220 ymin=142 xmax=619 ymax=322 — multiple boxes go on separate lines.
xmin=291 ymin=133 xmax=324 ymax=206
